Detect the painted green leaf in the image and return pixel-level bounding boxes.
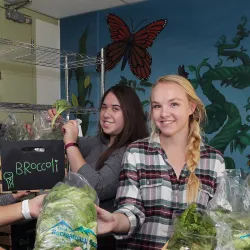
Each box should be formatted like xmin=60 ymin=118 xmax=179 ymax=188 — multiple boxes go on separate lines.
xmin=141 ymin=100 xmax=150 ymax=107
xmin=227 ymin=75 xmax=250 ymax=89
xmin=75 ymin=26 xmax=93 ymax=136
xmin=86 ymin=83 xmax=92 ymax=98
xmin=204 ymin=104 xmax=227 ymax=134
xmin=84 ymin=76 xmax=91 ymax=88
xmin=84 ymin=100 xmax=94 ymax=107
xmin=224 ymin=157 xmax=236 ymax=169
xmin=68 ymin=68 xmax=74 ymax=83
xmin=76 ymin=67 xmax=86 ymax=105
xmin=230 ymin=141 xmax=234 ymax=153
xmin=187 ymin=65 xmax=196 ymax=72
xmin=118 ymin=76 xmax=128 ymax=85
xmin=240 ymin=15 xmax=247 ymax=23
xmin=202 ymin=58 xmax=210 ymax=64
xmin=219 ymin=35 xmax=226 ymax=43
xmin=203 ymin=65 xmax=250 ymax=86
xmin=127 ymin=80 xmax=133 ymax=88
xmin=233 ymin=139 xmax=238 ymax=152
xmin=124 ymin=80 xmax=131 ymax=87
xmin=208 ymin=102 xmax=241 ymax=153
xmin=239 ymin=133 xmax=250 ymax=145
xmin=244 ymin=102 xmax=250 ymax=111
xmin=79 ymin=27 xmax=88 ymax=56
xmin=140 ymin=80 xmax=154 ymax=87
xmin=136 ymin=87 xmax=145 ymax=94
xmin=75 ymin=67 xmax=85 ymax=81
xmin=189 ymin=79 xmax=199 ymax=90
xmin=71 ymin=93 xmax=79 ymax=107
xmin=214 ymin=58 xmax=223 ymax=68
xmin=236 ymin=141 xmax=247 ymax=154
xmin=131 ymin=80 xmax=137 ymax=89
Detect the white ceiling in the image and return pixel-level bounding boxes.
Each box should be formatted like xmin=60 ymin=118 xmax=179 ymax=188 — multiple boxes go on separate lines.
xmin=21 ymin=0 xmax=146 ymax=19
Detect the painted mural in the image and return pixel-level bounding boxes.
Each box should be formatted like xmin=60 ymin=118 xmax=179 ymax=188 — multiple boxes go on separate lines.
xmin=60 ymin=0 xmax=250 ymax=170
xmin=68 ymin=27 xmax=94 ymax=136
xmin=96 ymin=13 xmax=167 ymax=80
xmin=183 ymin=16 xmax=250 ymax=170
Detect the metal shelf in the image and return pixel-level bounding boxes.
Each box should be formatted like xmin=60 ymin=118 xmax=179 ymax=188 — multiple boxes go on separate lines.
xmin=0 ymin=38 xmax=101 ymax=69
xmin=0 ymin=102 xmax=99 ymax=114
xmin=0 ymin=38 xmax=105 ymax=115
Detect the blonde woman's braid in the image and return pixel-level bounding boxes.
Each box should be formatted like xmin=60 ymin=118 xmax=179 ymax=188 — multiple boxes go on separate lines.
xmin=186 ymin=120 xmax=201 ymax=203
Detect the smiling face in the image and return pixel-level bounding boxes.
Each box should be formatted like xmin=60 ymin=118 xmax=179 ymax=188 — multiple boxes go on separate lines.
xmin=99 ymin=92 xmax=124 ymax=141
xmin=151 ymin=82 xmax=195 ymax=138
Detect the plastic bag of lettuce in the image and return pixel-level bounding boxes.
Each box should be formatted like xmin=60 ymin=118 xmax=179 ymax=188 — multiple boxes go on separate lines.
xmin=34 ymin=172 xmax=98 ymax=250
xmin=163 ymin=203 xmax=217 ymax=250
xmin=207 ymin=169 xmax=250 ymax=250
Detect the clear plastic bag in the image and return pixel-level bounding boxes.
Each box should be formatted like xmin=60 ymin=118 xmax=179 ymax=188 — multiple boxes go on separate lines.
xmin=207 ymin=169 xmax=250 ymax=213
xmin=32 ymin=111 xmax=64 ymax=140
xmin=0 ymin=114 xmax=30 ymax=141
xmin=207 ymin=170 xmax=250 ymax=250
xmin=34 ymin=172 xmax=99 ymax=250
xmin=165 ymin=203 xmax=217 ymax=250
xmin=0 ymin=112 xmax=65 ymax=141
xmin=163 ymin=171 xmax=250 ymax=250
xmin=212 ymin=213 xmax=250 ymax=250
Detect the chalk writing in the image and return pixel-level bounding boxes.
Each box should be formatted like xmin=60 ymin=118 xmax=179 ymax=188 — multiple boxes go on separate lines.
xmin=3 ymin=172 xmax=14 ymax=189
xmin=16 ymin=158 xmax=59 ymax=176
xmin=19 ymin=238 xmax=30 ymax=246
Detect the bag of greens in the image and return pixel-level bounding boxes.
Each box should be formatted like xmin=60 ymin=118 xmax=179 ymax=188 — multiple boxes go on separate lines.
xmin=164 ymin=203 xmax=217 ymax=250
xmin=34 ymin=172 xmax=98 ymax=250
xmin=207 ymin=170 xmax=250 ymax=250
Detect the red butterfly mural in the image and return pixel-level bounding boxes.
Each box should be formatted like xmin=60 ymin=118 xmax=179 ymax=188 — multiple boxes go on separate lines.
xmin=96 ymin=13 xmax=167 ymax=80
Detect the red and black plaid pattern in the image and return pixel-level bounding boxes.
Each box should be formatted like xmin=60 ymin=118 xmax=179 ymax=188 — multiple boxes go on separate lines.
xmin=114 ymin=135 xmax=225 ymax=250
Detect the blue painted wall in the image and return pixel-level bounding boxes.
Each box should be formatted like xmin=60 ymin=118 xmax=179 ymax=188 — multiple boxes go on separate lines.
xmin=60 ymin=0 xmax=250 ymax=170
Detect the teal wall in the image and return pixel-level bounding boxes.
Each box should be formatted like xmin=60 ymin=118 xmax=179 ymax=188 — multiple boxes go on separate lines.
xmin=60 ymin=0 xmax=250 ymax=170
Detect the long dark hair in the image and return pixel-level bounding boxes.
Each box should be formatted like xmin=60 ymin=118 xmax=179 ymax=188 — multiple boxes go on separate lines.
xmin=96 ymin=84 xmax=149 ymax=170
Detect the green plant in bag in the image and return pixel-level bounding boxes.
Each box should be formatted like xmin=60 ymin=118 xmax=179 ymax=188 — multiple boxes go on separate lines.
xmin=167 ymin=203 xmax=217 ymax=250
xmin=34 ymin=183 xmax=98 ymax=250
xmin=51 ymin=99 xmax=72 ymax=128
xmin=210 ymin=210 xmax=250 ymax=249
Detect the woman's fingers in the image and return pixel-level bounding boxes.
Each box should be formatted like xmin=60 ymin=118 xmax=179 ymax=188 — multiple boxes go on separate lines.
xmin=63 ymin=120 xmax=78 ymax=130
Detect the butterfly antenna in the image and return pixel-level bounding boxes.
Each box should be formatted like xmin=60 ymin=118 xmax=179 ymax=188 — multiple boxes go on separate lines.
xmin=134 ymin=19 xmax=147 ymax=31
xmin=130 ymin=17 xmax=134 ymax=31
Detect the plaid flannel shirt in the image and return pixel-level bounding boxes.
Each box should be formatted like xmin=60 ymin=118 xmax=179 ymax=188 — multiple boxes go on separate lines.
xmin=114 ymin=134 xmax=225 ymax=250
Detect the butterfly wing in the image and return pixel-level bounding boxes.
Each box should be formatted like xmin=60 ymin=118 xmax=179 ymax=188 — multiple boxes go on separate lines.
xmin=106 ymin=13 xmax=131 ymax=42
xmin=128 ymin=44 xmax=152 ymax=80
xmin=128 ymin=19 xmax=167 ymax=80
xmin=96 ymin=41 xmax=127 ymax=72
xmin=96 ymin=14 xmax=130 ymax=72
xmin=133 ymin=19 xmax=168 ymax=49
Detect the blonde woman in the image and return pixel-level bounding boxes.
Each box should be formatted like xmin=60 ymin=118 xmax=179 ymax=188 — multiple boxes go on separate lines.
xmin=95 ymin=75 xmax=226 ymax=249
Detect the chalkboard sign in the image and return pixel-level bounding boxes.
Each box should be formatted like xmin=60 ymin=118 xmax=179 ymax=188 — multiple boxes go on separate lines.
xmin=1 ymin=140 xmax=65 ymax=191
xmin=0 ymin=219 xmax=37 ymax=250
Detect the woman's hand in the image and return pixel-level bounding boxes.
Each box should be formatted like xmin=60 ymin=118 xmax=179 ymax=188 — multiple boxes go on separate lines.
xmin=28 ymin=194 xmax=46 ymax=218
xmin=48 ymin=108 xmax=64 ymax=123
xmin=24 ymin=108 xmax=61 ymax=136
xmin=24 ymin=123 xmax=33 ymax=136
xmin=62 ymin=120 xmax=79 ymax=145
xmin=12 ymin=191 xmax=30 ymax=200
xmin=96 ymin=205 xmax=117 ymax=235
xmin=47 ymin=108 xmax=57 ymax=120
